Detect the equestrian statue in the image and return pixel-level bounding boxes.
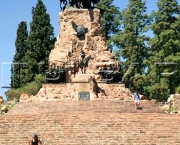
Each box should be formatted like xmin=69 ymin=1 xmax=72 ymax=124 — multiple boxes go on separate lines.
xmin=78 ymin=50 xmax=93 ymax=74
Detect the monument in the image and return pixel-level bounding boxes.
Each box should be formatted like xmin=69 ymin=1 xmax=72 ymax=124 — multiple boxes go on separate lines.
xmin=29 ymin=0 xmax=133 ymax=101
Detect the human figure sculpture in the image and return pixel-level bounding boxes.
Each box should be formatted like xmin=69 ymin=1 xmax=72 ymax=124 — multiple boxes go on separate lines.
xmin=78 ymin=50 xmax=86 ymax=73
xmin=80 ymin=49 xmax=86 ymax=58
xmin=78 ymin=50 xmax=93 ymax=74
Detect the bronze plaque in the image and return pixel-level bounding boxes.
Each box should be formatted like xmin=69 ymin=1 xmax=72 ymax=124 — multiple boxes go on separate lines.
xmin=78 ymin=92 xmax=90 ymax=100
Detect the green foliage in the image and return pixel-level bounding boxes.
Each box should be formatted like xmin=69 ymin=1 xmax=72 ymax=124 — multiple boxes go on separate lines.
xmin=131 ymin=75 xmax=145 ymax=92
xmin=10 ymin=0 xmax=56 ymax=89
xmin=14 ymin=21 xmax=28 ymax=61
xmin=112 ymin=0 xmax=151 ymax=93
xmin=147 ymin=83 xmax=170 ymax=102
xmin=21 ymin=82 xmax=41 ymax=96
xmin=113 ymin=48 xmax=121 ymax=61
xmin=8 ymin=0 xmax=55 ymax=100
xmin=34 ymin=74 xmax=46 ymax=85
xmin=12 ymin=21 xmax=28 ymax=88
xmin=28 ymin=0 xmax=56 ymax=74
xmin=20 ymin=74 xmax=45 ymax=96
xmin=176 ymin=85 xmax=180 ymax=94
xmin=96 ymin=0 xmax=121 ymax=50
xmin=22 ymin=49 xmax=37 ymax=83
xmin=146 ymin=0 xmax=180 ymax=100
xmin=6 ymin=74 xmax=45 ymax=101
xmin=5 ymin=89 xmax=22 ymax=101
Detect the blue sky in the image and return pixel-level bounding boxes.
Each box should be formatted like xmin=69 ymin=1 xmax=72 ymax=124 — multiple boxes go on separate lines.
xmin=0 ymin=0 xmax=178 ymax=100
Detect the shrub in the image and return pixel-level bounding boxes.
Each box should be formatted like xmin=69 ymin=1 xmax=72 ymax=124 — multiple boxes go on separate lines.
xmin=5 ymin=74 xmax=45 ymax=101
xmin=5 ymin=89 xmax=22 ymax=101
xmin=20 ymin=81 xmax=41 ymax=96
xmin=148 ymin=83 xmax=170 ymax=102
xmin=34 ymin=74 xmax=46 ymax=85
xmin=176 ymin=85 xmax=180 ymax=94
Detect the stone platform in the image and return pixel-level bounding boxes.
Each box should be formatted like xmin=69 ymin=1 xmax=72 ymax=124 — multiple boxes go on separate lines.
xmin=7 ymin=100 xmax=164 ymax=115
xmin=20 ymin=83 xmax=133 ymax=102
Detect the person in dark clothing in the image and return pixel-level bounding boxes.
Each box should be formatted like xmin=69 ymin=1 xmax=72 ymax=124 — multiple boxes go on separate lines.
xmin=28 ymin=134 xmax=43 ymax=145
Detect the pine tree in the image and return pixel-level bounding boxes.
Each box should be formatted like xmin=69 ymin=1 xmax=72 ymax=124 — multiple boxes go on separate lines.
xmin=146 ymin=0 xmax=180 ymax=100
xmin=112 ymin=0 xmax=151 ymax=92
xmin=27 ymin=0 xmax=56 ymax=79
xmin=11 ymin=21 xmax=28 ymax=88
xmin=96 ymin=0 xmax=121 ymax=51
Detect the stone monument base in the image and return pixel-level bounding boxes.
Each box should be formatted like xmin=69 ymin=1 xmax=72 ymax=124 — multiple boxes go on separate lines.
xmin=27 ymin=83 xmax=133 ymax=102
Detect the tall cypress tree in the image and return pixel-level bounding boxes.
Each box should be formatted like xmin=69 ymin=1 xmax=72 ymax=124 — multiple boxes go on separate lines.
xmin=146 ymin=0 xmax=180 ymax=101
xmin=11 ymin=21 xmax=28 ymax=88
xmin=112 ymin=0 xmax=151 ymax=92
xmin=96 ymin=0 xmax=121 ymax=51
xmin=27 ymin=0 xmax=56 ymax=79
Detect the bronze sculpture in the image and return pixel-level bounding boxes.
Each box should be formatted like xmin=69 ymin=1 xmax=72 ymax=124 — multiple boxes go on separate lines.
xmin=59 ymin=0 xmax=100 ymax=10
xmin=98 ymin=64 xmax=123 ymax=83
xmin=45 ymin=64 xmax=66 ymax=83
xmin=78 ymin=50 xmax=93 ymax=74
xmin=71 ymin=21 xmax=88 ymax=39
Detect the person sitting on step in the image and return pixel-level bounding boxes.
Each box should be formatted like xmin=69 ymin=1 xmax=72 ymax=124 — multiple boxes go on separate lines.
xmin=28 ymin=134 xmax=43 ymax=145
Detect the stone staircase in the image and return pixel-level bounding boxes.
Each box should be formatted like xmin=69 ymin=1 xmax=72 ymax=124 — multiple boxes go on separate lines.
xmin=7 ymin=101 xmax=163 ymax=115
xmin=1 ymin=100 xmax=180 ymax=145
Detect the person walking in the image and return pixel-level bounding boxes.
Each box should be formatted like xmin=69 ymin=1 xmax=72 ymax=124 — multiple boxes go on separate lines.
xmin=28 ymin=134 xmax=43 ymax=145
xmin=133 ymin=91 xmax=140 ymax=110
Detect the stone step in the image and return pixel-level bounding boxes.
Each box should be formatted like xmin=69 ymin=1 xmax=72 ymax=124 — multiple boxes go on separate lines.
xmin=71 ymin=74 xmax=93 ymax=82
xmin=1 ymin=100 xmax=176 ymax=145
xmin=0 ymin=112 xmax=180 ymax=145
xmin=6 ymin=100 xmax=164 ymax=115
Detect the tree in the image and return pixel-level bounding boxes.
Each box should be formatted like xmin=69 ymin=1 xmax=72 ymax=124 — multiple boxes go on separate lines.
xmin=27 ymin=0 xmax=56 ymax=80
xmin=146 ymin=0 xmax=180 ymax=100
xmin=112 ymin=0 xmax=151 ymax=92
xmin=11 ymin=21 xmax=28 ymax=88
xmin=96 ymin=0 xmax=121 ymax=51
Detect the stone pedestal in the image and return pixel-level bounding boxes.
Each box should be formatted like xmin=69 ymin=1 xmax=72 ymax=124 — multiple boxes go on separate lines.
xmin=173 ymin=94 xmax=180 ymax=110
xmin=32 ymin=83 xmax=132 ymax=101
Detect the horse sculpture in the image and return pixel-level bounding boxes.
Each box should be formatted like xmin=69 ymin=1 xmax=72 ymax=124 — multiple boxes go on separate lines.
xmin=78 ymin=55 xmax=94 ymax=74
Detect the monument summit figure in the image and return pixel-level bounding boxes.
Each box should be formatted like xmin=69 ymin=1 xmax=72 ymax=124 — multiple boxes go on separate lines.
xmin=59 ymin=0 xmax=100 ymax=10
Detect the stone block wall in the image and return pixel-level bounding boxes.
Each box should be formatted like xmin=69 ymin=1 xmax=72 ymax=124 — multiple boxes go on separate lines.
xmin=173 ymin=94 xmax=180 ymax=110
